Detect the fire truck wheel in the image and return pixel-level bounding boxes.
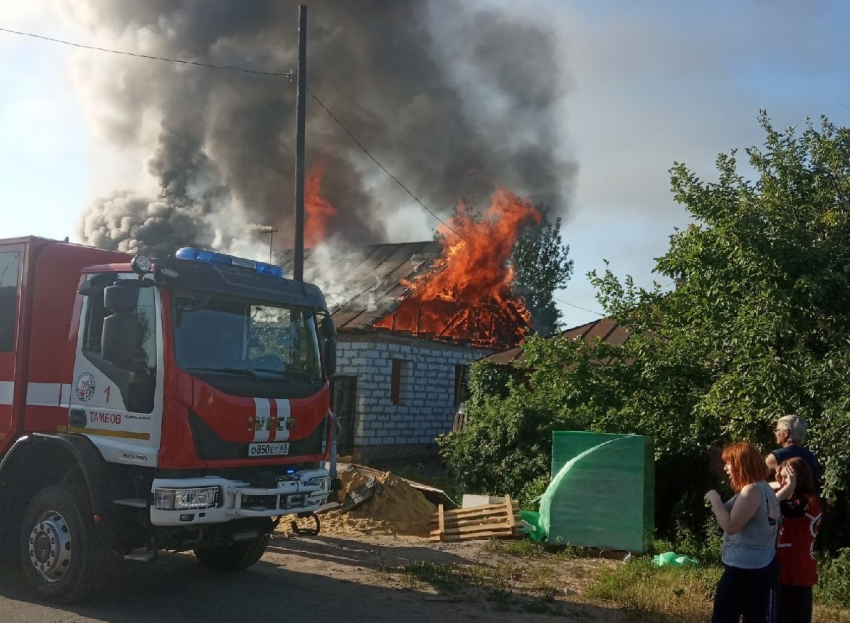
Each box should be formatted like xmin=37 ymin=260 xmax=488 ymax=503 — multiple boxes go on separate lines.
xmin=19 ymin=484 xmax=109 ymax=603
xmin=193 ymin=534 xmax=270 ymax=572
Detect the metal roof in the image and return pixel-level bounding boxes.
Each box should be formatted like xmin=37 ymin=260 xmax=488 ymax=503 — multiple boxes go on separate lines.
xmin=278 ymin=241 xmax=444 ymax=330
xmin=481 ymin=317 xmax=629 ymax=365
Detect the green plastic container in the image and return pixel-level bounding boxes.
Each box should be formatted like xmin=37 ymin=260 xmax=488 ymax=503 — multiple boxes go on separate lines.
xmin=539 ymin=431 xmax=654 ymax=553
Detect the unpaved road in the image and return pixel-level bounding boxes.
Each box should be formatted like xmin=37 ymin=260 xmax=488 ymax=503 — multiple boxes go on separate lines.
xmin=0 ymin=534 xmax=631 ymax=622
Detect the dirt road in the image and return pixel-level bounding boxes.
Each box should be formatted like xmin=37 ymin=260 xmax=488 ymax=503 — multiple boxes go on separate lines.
xmin=0 ymin=534 xmax=629 ymax=622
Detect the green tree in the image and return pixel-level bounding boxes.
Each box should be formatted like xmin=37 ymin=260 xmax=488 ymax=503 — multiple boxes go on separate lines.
xmin=510 ymin=205 xmax=574 ymax=336
xmin=441 ymin=113 xmax=850 ymax=547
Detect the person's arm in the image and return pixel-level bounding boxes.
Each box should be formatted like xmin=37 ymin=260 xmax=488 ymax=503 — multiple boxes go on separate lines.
xmin=705 ymin=484 xmax=761 ymax=535
xmin=765 ymin=452 xmax=779 ymax=479
xmin=775 ymin=464 xmax=797 ymax=502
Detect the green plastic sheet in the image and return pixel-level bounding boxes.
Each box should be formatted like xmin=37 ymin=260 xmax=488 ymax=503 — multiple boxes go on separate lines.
xmin=652 ymin=551 xmax=699 ymax=567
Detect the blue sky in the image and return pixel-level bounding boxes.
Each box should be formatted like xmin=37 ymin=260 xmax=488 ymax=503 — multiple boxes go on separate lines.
xmin=2 ymin=2 xmax=849 ymax=327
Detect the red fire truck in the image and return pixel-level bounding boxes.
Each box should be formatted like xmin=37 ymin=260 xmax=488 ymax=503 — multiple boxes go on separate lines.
xmin=0 ymin=236 xmax=339 ymax=602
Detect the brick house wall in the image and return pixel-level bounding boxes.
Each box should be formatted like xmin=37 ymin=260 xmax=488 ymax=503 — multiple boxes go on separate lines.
xmin=333 ymin=332 xmax=493 ymax=462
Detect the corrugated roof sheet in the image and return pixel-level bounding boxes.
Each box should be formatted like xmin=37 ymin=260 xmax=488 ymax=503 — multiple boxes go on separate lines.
xmin=481 ymin=317 xmax=629 ymax=365
xmin=278 ymin=242 xmax=444 ymax=331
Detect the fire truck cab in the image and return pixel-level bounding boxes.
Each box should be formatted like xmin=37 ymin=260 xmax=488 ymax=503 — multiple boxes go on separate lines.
xmin=0 ymin=237 xmax=338 ymax=602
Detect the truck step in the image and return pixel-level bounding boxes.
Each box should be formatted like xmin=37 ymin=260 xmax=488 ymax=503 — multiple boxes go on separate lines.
xmin=124 ymin=549 xmax=157 ymax=563
xmin=113 ymin=498 xmax=148 ymax=508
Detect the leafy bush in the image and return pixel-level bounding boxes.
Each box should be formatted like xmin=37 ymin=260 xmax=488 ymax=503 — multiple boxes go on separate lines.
xmin=440 ymin=114 xmax=850 ymax=550
xmin=816 ymin=548 xmax=850 ymax=609
xmin=438 ymin=390 xmax=567 ymax=498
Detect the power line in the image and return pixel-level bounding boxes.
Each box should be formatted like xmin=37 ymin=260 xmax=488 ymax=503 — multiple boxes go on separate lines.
xmin=0 ymin=26 xmax=291 ymax=76
xmin=0 ymin=24 xmax=465 ymax=240
xmin=554 ymin=296 xmax=605 ymax=317
xmin=307 ymin=90 xmax=464 ymax=241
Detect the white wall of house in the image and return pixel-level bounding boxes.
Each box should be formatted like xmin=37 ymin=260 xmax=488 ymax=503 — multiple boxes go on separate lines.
xmin=334 ymin=333 xmax=490 ymax=458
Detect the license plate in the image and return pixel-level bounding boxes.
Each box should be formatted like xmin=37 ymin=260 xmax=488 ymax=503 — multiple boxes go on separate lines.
xmin=248 ymin=442 xmax=290 ymax=457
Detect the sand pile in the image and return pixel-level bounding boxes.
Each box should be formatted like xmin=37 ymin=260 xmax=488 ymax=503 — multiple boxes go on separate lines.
xmin=318 ymin=467 xmax=437 ymax=538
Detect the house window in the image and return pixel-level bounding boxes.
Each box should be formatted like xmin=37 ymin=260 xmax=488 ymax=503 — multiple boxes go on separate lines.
xmin=453 ymin=364 xmax=469 ymax=410
xmin=390 ymin=359 xmax=407 ymax=406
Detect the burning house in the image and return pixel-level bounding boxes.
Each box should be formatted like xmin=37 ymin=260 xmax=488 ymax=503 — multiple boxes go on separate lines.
xmin=61 ymin=3 xmax=572 ymax=463
xmin=279 ymin=189 xmax=538 ymax=463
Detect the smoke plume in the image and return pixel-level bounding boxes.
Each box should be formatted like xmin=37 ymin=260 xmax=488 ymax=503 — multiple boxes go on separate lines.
xmin=68 ymin=1 xmax=574 ymax=257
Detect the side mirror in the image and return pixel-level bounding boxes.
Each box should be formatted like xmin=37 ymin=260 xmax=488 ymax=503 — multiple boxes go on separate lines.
xmin=103 ymin=281 xmax=140 ymax=312
xmin=101 ymin=313 xmax=138 ymax=369
xmin=101 ymin=281 xmax=141 ymax=368
xmin=320 ymin=316 xmax=337 ymax=377
xmin=323 ymin=338 xmax=337 ymax=378
xmin=320 ymin=315 xmax=337 ymax=340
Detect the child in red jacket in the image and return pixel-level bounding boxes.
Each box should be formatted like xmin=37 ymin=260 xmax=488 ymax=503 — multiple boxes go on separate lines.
xmin=776 ymin=457 xmax=822 ymax=623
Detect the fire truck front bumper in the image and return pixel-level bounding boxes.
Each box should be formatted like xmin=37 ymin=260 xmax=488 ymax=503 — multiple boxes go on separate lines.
xmin=149 ymin=469 xmax=332 ymax=527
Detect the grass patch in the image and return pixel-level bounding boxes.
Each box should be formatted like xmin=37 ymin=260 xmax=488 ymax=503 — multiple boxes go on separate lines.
xmin=587 ymin=556 xmax=850 ymax=623
xmin=586 ymin=556 xmax=717 ymax=622
xmin=485 ymin=537 xmax=581 ymax=560
xmin=398 ymin=560 xmax=510 ymax=593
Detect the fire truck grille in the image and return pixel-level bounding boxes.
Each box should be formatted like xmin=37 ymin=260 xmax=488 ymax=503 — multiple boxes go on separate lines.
xmin=241 ymin=493 xmax=308 ymax=512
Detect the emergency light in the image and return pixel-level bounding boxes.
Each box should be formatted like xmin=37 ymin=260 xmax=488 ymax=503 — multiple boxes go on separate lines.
xmin=175 ymin=247 xmax=284 ymax=278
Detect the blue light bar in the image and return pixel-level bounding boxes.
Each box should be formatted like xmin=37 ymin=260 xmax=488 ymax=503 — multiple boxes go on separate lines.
xmin=256 ymin=262 xmax=284 ymax=278
xmin=175 ymin=247 xmax=285 ymax=278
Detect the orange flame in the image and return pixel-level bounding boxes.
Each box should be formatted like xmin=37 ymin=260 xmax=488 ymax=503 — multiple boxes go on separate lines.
xmin=305 ymin=160 xmax=337 ymax=247
xmin=374 ymin=187 xmax=541 ymax=349
xmin=419 ymin=188 xmax=540 ymax=305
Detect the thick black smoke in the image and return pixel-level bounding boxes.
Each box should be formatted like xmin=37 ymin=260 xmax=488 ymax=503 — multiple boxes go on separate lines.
xmin=70 ymin=1 xmax=574 ymax=256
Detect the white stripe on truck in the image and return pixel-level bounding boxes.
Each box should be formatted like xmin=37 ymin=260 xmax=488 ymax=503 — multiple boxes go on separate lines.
xmin=26 ymin=382 xmax=71 ymax=407
xmin=0 ymin=381 xmax=13 ymax=405
xmin=275 ymin=398 xmax=291 ymax=441
xmin=253 ymin=397 xmax=271 ymax=442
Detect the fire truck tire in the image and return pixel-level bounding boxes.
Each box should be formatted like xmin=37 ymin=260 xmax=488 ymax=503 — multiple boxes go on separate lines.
xmin=193 ymin=534 xmax=270 ymax=572
xmin=19 ymin=484 xmax=109 ymax=603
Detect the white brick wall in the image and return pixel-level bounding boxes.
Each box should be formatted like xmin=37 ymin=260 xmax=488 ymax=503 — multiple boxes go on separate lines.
xmin=335 ymin=335 xmax=490 ymax=447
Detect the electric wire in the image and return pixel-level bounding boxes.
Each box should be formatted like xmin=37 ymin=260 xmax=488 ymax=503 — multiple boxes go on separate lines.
xmin=554 ymin=296 xmax=605 ymax=317
xmin=2 ymin=25 xmax=625 ymax=315
xmin=0 ymin=25 xmax=465 ymax=240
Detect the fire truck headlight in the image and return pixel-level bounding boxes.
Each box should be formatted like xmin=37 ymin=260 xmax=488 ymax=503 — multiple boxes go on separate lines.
xmin=306 ymin=476 xmax=330 ymax=493
xmin=131 ymin=254 xmax=152 ymax=275
xmin=154 ymin=487 xmax=219 ymax=511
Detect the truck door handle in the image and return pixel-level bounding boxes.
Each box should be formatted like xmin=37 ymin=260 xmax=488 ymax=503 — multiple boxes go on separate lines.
xmin=69 ymin=409 xmax=87 ymax=428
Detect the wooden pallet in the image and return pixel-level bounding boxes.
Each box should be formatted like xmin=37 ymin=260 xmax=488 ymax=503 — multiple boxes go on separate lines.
xmin=429 ymin=495 xmax=523 ymax=542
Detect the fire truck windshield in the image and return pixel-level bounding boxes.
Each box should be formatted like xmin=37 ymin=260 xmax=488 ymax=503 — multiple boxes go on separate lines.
xmin=172 ymin=294 xmax=323 ymax=392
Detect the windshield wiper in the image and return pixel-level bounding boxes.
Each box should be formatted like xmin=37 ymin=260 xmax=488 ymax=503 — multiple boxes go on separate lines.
xmin=251 ymin=368 xmax=318 ymax=382
xmin=184 ymin=366 xmax=262 ymax=382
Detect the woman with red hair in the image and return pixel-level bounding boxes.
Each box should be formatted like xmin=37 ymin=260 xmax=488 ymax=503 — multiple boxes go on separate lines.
xmin=705 ymin=442 xmax=784 ymax=623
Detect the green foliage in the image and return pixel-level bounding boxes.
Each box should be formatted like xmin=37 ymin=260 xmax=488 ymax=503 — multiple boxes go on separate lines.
xmin=464 ymin=361 xmax=511 ymax=408
xmin=510 ymin=205 xmax=574 ymax=336
xmin=441 ymin=113 xmax=850 ymax=548
xmin=438 ymin=388 xmax=567 ymax=497
xmin=817 ymin=548 xmax=850 ymax=609
xmin=517 ymin=474 xmax=549 ymax=511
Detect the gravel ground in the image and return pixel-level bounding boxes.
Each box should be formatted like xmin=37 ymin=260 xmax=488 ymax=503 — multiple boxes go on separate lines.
xmin=0 ymin=533 xmax=631 ymax=623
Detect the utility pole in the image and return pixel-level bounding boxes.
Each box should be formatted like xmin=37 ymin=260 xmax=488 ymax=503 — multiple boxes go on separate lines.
xmin=259 ymin=226 xmax=278 ymax=264
xmin=293 ymin=4 xmax=307 ymax=282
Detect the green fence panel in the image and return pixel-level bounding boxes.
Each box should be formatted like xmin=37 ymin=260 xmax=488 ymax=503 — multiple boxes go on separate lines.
xmin=540 ymin=431 xmax=654 ymax=553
